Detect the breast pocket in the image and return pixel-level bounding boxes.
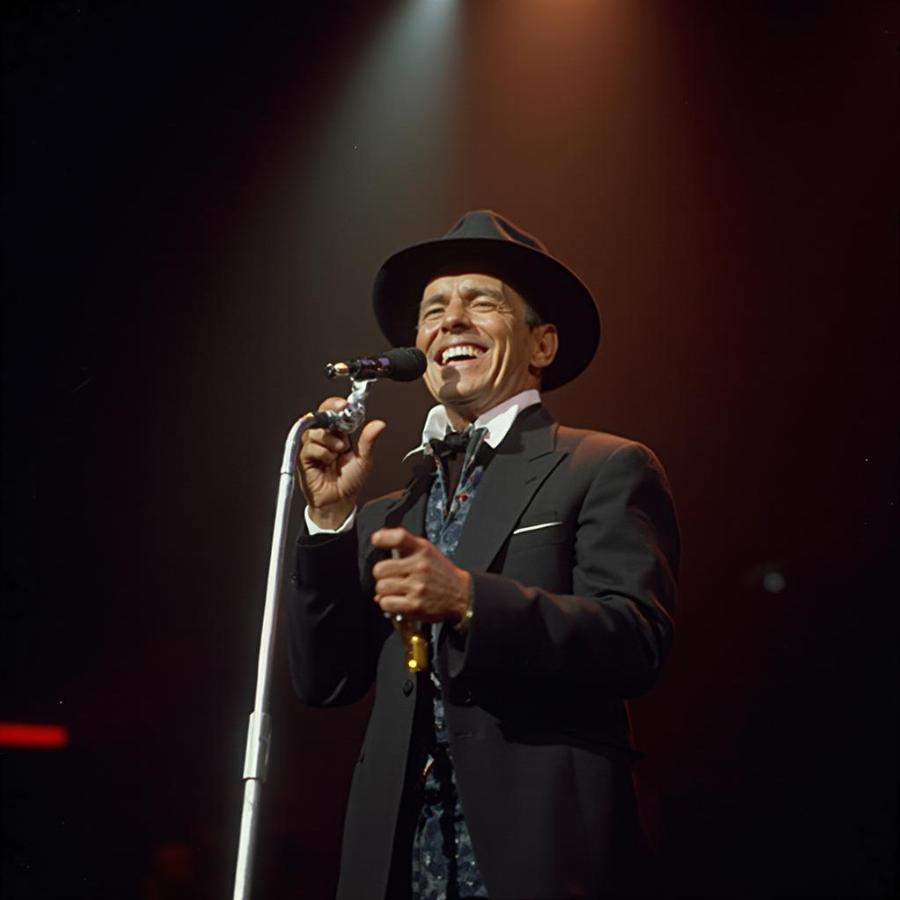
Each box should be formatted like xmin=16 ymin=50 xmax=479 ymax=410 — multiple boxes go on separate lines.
xmin=498 ymin=510 xmax=573 ymax=591
xmin=506 ymin=510 xmax=569 ymax=555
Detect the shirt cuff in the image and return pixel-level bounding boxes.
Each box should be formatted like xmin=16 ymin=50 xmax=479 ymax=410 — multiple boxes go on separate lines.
xmin=304 ymin=506 xmax=356 ymax=535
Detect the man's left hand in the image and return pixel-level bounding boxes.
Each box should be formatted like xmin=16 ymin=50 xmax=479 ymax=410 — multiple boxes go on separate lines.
xmin=370 ymin=528 xmax=472 ymax=624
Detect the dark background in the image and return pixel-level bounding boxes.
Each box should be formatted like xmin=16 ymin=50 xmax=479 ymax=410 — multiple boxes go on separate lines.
xmin=2 ymin=2 xmax=897 ymax=898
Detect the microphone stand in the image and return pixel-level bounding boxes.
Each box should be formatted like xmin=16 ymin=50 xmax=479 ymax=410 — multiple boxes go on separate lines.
xmin=232 ymin=378 xmax=373 ymax=900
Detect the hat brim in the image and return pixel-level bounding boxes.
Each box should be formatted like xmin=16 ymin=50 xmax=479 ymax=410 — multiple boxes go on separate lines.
xmin=373 ymin=237 xmax=600 ymax=391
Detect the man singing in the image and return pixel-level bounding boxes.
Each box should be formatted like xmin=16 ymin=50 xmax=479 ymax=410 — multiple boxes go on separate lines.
xmin=288 ymin=210 xmax=680 ymax=899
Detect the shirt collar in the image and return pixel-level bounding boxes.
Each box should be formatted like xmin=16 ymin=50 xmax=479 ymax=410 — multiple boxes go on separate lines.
xmin=403 ymin=389 xmax=542 ymax=460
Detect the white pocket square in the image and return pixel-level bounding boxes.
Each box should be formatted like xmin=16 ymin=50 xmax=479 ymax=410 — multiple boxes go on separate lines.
xmin=512 ymin=520 xmax=563 ymax=535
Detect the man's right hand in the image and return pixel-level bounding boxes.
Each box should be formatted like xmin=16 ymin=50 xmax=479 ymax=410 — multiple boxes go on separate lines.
xmin=298 ymin=397 xmax=387 ymax=530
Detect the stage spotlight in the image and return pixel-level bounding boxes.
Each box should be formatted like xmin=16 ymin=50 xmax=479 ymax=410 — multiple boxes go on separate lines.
xmin=762 ymin=570 xmax=786 ymax=594
xmin=742 ymin=562 xmax=788 ymax=594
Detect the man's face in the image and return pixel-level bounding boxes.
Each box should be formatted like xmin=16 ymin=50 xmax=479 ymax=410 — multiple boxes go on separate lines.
xmin=415 ymin=272 xmax=557 ymax=422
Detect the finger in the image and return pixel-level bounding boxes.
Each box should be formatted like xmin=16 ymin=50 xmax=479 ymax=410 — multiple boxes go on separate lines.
xmin=373 ymin=576 xmax=411 ymax=598
xmin=375 ymin=594 xmax=419 ymax=616
xmin=371 ymin=528 xmax=421 ymax=555
xmin=372 ymin=556 xmax=420 ymax=580
xmin=302 ymin=426 xmax=350 ymax=451
xmin=301 ymin=425 xmax=334 ymax=447
xmin=357 ymin=419 xmax=387 ymax=462
xmin=376 ymin=596 xmax=440 ymax=624
xmin=301 ymin=442 xmax=341 ymax=466
xmin=306 ymin=397 xmax=349 ymax=437
xmin=300 ymin=398 xmax=347 ymax=440
xmin=311 ymin=432 xmax=350 ymax=453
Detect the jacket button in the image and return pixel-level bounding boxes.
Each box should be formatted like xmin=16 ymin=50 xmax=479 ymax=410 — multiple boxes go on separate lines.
xmin=402 ymin=679 xmax=414 ymax=696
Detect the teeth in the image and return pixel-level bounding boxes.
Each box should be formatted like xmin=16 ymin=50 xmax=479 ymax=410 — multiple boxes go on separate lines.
xmin=440 ymin=345 xmax=486 ymax=364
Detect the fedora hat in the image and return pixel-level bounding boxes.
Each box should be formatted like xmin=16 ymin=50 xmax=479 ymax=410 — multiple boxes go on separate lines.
xmin=372 ymin=210 xmax=600 ymax=390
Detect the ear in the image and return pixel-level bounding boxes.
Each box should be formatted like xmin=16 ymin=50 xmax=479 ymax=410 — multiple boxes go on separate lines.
xmin=529 ymin=323 xmax=559 ymax=372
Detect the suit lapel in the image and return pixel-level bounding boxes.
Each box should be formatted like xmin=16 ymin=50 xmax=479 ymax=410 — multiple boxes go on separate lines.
xmin=382 ymin=457 xmax=433 ymax=535
xmin=453 ymin=405 xmax=566 ymax=573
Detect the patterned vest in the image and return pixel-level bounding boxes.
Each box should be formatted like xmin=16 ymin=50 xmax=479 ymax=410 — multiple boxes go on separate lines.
xmin=410 ymin=427 xmax=490 ymax=900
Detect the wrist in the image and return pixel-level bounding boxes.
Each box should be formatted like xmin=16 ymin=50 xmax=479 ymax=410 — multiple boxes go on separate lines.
xmin=308 ymin=502 xmax=355 ymax=530
xmin=453 ymin=570 xmax=474 ymax=634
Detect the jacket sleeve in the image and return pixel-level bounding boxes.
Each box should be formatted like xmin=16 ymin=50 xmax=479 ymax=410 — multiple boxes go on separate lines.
xmin=446 ymin=442 xmax=679 ymax=698
xmin=285 ymin=526 xmax=388 ymax=707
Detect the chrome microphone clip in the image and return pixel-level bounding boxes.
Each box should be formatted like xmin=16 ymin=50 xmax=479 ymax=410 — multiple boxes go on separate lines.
xmin=309 ymin=378 xmax=373 ymax=434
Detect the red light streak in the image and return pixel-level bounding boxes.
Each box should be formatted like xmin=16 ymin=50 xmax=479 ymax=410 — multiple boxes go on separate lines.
xmin=0 ymin=722 xmax=70 ymax=749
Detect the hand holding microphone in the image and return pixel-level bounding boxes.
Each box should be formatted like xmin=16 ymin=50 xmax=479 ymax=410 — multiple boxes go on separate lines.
xmin=297 ymin=347 xmax=425 ymax=531
xmin=371 ymin=529 xmax=473 ymax=626
xmin=298 ymin=397 xmax=386 ymax=530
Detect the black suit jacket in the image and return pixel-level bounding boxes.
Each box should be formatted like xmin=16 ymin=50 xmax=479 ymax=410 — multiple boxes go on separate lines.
xmin=287 ymin=405 xmax=680 ymax=899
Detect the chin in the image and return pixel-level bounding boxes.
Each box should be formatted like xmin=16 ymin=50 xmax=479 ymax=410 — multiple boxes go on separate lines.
xmin=436 ymin=385 xmax=472 ymax=406
xmin=429 ymin=370 xmax=476 ymax=397
xmin=432 ymin=383 xmax=482 ymax=414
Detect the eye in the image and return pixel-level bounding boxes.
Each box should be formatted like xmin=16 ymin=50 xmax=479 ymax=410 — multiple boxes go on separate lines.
xmin=470 ymin=297 xmax=498 ymax=311
xmin=419 ymin=305 xmax=444 ymax=322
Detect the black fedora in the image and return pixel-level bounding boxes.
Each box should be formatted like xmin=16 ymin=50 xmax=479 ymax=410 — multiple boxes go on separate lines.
xmin=372 ymin=210 xmax=600 ymax=391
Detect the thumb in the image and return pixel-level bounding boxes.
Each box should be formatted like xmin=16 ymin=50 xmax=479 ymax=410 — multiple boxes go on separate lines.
xmin=371 ymin=527 xmax=421 ymax=555
xmin=357 ymin=419 xmax=387 ymax=462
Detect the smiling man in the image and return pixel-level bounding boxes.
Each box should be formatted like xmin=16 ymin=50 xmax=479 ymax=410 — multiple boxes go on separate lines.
xmin=416 ymin=273 xmax=556 ymax=424
xmin=288 ymin=211 xmax=680 ymax=900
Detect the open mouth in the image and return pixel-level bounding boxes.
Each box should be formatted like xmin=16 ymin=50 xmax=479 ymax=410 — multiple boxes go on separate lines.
xmin=436 ymin=343 xmax=488 ymax=366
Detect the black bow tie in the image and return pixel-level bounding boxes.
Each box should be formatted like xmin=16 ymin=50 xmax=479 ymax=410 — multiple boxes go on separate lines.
xmin=429 ymin=429 xmax=473 ymax=461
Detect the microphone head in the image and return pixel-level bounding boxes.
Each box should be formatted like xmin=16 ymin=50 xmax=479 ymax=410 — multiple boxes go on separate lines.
xmin=383 ymin=347 xmax=426 ymax=381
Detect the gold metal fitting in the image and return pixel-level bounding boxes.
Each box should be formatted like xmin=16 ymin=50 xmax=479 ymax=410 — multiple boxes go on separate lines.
xmin=393 ymin=617 xmax=429 ymax=673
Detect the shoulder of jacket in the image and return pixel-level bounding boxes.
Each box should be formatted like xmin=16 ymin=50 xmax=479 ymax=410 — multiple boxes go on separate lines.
xmin=557 ymin=427 xmax=672 ymax=495
xmin=556 ymin=426 xmax=666 ymax=470
xmin=556 ymin=425 xmax=638 ymax=454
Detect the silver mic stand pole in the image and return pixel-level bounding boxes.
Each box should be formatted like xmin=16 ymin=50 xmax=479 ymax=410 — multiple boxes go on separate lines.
xmin=232 ymin=378 xmax=373 ymax=900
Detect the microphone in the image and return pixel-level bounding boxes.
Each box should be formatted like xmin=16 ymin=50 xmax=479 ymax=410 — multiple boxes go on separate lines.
xmin=308 ymin=347 xmax=426 ymax=433
xmin=325 ymin=347 xmax=426 ymax=382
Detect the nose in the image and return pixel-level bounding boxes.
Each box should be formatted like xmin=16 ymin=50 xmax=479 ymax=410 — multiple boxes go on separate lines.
xmin=440 ymin=295 xmax=471 ymax=332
